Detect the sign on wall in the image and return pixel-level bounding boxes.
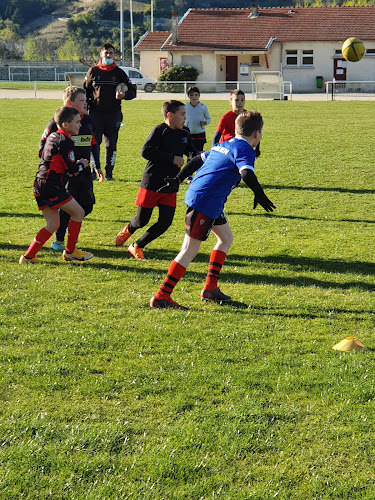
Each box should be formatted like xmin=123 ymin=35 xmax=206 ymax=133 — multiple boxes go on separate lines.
xmin=160 ymin=58 xmax=168 ymax=72
xmin=240 ymin=63 xmax=249 ymax=76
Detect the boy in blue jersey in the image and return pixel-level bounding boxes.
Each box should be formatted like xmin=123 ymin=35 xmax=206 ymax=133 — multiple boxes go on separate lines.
xmin=150 ymin=110 xmax=275 ymax=310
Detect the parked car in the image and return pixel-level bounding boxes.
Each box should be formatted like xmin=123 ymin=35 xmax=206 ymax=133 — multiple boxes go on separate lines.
xmin=120 ymin=67 xmax=156 ymax=93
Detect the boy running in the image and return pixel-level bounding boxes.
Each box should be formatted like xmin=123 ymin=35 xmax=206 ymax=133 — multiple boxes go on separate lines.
xmin=150 ymin=110 xmax=275 ymax=309
xmin=213 ymin=89 xmax=260 ymax=158
xmin=20 ymin=107 xmax=94 ymax=264
xmin=39 ymin=86 xmax=103 ymax=251
xmin=115 ymin=100 xmax=198 ymax=260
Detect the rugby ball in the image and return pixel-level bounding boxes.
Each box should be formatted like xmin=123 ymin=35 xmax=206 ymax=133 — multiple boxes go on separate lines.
xmin=116 ymin=82 xmax=128 ymax=93
xmin=341 ymin=37 xmax=366 ymax=62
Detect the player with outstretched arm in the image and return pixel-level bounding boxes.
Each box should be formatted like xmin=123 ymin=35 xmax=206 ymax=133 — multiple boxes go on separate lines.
xmin=150 ymin=110 xmax=275 ymax=310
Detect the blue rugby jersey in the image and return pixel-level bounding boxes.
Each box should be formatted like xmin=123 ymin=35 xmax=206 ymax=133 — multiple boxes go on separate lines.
xmin=185 ymin=137 xmax=256 ymax=220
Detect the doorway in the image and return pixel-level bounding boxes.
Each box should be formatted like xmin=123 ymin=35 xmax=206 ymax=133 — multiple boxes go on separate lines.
xmin=333 ymin=58 xmax=347 ymax=81
xmin=226 ymin=56 xmax=238 ymax=89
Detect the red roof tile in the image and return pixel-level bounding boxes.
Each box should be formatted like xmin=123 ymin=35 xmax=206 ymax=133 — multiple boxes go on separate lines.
xmin=136 ymin=6 xmax=375 ymax=52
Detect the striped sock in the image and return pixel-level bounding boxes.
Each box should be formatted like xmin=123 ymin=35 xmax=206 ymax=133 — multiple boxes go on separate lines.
xmin=155 ymin=261 xmax=186 ymax=299
xmin=66 ymin=220 xmax=82 ymax=254
xmin=24 ymin=227 xmax=52 ymax=259
xmin=204 ymin=250 xmax=227 ymax=290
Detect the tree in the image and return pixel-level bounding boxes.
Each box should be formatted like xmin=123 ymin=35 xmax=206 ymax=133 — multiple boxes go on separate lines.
xmin=23 ymin=37 xmax=39 ymax=60
xmin=56 ymin=37 xmax=80 ymax=61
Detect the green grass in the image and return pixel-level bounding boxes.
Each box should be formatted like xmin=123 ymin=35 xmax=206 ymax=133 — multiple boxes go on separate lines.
xmin=0 ymin=81 xmax=67 ymax=91
xmin=0 ymin=99 xmax=374 ymax=499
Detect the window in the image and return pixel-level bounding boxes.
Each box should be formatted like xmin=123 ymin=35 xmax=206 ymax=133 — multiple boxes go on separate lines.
xmin=302 ymin=49 xmax=313 ymax=66
xmin=128 ymin=70 xmax=142 ymax=79
xmin=285 ymin=49 xmax=298 ymax=66
xmin=285 ymin=49 xmax=314 ymax=67
xmin=365 ymin=49 xmax=375 ymax=56
xmin=251 ymin=55 xmax=260 ymax=65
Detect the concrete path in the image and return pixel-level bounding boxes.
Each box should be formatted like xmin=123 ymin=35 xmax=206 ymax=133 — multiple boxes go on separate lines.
xmin=0 ymin=89 xmax=330 ymax=101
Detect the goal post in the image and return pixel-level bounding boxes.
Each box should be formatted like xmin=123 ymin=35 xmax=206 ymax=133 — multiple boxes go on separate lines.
xmin=252 ymin=71 xmax=284 ymax=100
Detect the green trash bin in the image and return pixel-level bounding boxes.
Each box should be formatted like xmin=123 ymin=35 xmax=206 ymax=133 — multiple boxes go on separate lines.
xmin=316 ymin=76 xmax=323 ymax=89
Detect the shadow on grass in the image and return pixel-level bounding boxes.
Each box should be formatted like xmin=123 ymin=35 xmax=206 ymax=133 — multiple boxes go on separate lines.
xmin=236 ymin=183 xmax=375 ymax=195
xmin=223 ymin=303 xmax=374 ymax=320
xmin=2 ymin=244 xmax=373 ymax=292
xmin=227 ymin=211 xmax=375 ymax=225
xmin=0 ymin=212 xmax=40 ymax=218
xmin=227 ymin=253 xmax=374 ymax=276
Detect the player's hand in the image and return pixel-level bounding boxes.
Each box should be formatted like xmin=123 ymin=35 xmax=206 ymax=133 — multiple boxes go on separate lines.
xmin=157 ymin=177 xmax=180 ymax=193
xmin=253 ymin=192 xmax=276 ymax=212
xmin=116 ymin=90 xmax=125 ymax=100
xmin=78 ymin=158 xmax=89 ymax=168
xmin=173 ymin=156 xmax=184 ymax=167
xmin=96 ymin=168 xmax=104 ymax=183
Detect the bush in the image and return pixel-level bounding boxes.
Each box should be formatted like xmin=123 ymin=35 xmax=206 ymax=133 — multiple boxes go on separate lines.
xmin=156 ymin=64 xmax=199 ymax=93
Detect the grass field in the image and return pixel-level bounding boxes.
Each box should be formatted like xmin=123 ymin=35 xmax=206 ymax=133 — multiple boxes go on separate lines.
xmin=0 ymin=98 xmax=374 ymax=499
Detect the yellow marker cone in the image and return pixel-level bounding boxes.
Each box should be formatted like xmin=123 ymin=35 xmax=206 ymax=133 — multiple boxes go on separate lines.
xmin=332 ymin=337 xmax=366 ymax=352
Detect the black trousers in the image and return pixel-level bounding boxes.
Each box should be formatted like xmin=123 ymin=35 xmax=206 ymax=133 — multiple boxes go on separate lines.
xmin=90 ymin=110 xmax=122 ymax=178
xmin=128 ymin=205 xmax=176 ymax=248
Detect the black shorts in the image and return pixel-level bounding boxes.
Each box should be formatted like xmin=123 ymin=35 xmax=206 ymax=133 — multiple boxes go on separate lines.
xmin=185 ymin=206 xmax=227 ymax=241
xmin=191 ymin=132 xmax=206 ymax=152
xmin=66 ymin=169 xmax=95 ymax=210
xmin=33 ymin=178 xmax=72 ymax=211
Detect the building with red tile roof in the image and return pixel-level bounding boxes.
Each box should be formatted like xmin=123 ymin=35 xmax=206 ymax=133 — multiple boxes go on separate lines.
xmin=135 ymin=6 xmax=375 ymax=93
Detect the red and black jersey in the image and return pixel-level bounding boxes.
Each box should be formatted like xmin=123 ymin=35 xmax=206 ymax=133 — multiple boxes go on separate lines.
xmin=39 ymin=114 xmax=97 ymax=162
xmin=140 ymin=123 xmax=198 ymax=192
xmin=36 ymin=130 xmax=82 ymax=183
xmin=84 ymin=64 xmax=133 ymax=113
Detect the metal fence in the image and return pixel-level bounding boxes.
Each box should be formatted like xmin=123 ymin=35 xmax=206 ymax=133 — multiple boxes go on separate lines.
xmin=0 ymin=79 xmax=293 ymax=100
xmin=325 ymin=81 xmax=375 ymax=100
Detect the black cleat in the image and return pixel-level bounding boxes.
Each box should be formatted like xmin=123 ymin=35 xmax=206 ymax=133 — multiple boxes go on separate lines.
xmin=201 ymin=287 xmax=231 ymax=302
xmin=150 ymin=296 xmax=188 ymax=310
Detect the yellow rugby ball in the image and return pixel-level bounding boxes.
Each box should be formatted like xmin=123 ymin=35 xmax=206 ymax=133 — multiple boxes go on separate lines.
xmin=341 ymin=37 xmax=366 ymax=62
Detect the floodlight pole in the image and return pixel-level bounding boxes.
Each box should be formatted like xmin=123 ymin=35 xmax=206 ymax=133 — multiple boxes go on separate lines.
xmin=151 ymin=0 xmax=154 ymax=31
xmin=130 ymin=0 xmax=135 ymax=67
xmin=120 ymin=0 xmax=124 ymax=65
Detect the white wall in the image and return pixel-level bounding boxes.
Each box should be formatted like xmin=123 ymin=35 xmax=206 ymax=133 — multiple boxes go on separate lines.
xmin=277 ymin=40 xmax=375 ymax=92
xmin=138 ymin=50 xmax=169 ymax=79
xmin=139 ymin=39 xmax=375 ymax=93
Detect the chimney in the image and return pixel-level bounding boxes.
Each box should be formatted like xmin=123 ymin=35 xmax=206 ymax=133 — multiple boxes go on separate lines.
xmin=249 ymin=4 xmax=259 ymax=18
xmin=171 ymin=11 xmax=178 ymax=45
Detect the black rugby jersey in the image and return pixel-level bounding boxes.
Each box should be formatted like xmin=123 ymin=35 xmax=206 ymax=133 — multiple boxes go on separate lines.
xmin=140 ymin=123 xmax=198 ymax=192
xmin=39 ymin=114 xmax=97 ymax=162
xmin=36 ymin=130 xmax=83 ymax=183
xmin=84 ymin=65 xmax=133 ymax=113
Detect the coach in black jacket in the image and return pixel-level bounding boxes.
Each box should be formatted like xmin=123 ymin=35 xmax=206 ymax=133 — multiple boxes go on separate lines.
xmin=84 ymin=43 xmax=136 ymax=180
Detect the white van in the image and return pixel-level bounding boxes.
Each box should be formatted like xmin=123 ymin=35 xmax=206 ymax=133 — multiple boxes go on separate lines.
xmin=120 ymin=67 xmax=156 ymax=93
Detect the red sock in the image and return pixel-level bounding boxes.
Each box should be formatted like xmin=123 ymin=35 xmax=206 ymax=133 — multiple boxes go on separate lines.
xmin=204 ymin=250 xmax=227 ymax=290
xmin=65 ymin=220 xmax=82 ymax=253
xmin=24 ymin=227 xmax=52 ymax=259
xmin=155 ymin=261 xmax=186 ymax=300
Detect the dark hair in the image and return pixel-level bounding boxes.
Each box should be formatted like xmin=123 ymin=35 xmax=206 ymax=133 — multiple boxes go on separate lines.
xmin=230 ymin=89 xmax=245 ymax=97
xmin=235 ymin=110 xmax=263 ymax=137
xmin=161 ymin=100 xmax=185 ymax=118
xmin=54 ymin=106 xmax=80 ymax=128
xmin=101 ymin=43 xmax=115 ymax=51
xmin=187 ymin=86 xmax=200 ymax=96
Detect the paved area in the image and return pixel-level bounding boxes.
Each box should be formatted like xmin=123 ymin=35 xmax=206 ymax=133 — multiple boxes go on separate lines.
xmin=2 ymin=89 xmax=374 ymax=101
xmin=0 ymin=89 xmax=330 ymax=101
